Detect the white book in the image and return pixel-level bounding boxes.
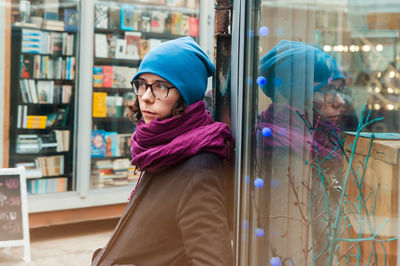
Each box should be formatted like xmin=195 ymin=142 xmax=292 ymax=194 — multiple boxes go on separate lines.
xmin=95 ymin=34 xmax=108 ymax=58
xmin=28 ymin=79 xmax=38 ymax=103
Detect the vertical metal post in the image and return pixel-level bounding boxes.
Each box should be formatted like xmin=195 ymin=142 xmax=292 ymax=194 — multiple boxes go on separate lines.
xmin=76 ymin=0 xmax=94 ymax=197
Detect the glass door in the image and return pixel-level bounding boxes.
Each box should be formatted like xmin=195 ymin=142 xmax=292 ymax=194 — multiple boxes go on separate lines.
xmin=235 ymin=0 xmax=400 ymax=265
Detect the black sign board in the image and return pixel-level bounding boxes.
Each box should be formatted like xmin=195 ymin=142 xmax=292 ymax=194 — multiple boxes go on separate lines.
xmin=0 ymin=174 xmax=23 ymax=241
xmin=0 ymin=168 xmax=30 ymax=262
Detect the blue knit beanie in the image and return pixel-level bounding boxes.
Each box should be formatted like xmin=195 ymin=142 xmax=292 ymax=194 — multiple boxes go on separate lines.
xmin=259 ymin=40 xmax=345 ymax=99
xmin=132 ymin=37 xmax=215 ymax=105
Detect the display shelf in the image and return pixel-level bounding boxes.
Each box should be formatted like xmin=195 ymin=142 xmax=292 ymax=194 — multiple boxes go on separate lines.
xmin=92 ymin=117 xmax=130 ymax=122
xmin=94 ymin=28 xmax=193 ymax=39
xmin=93 ymin=87 xmax=131 ymax=93
xmin=12 ymin=25 xmax=78 ymax=34
xmin=20 ymin=78 xmax=75 ymax=82
xmin=94 ymin=57 xmax=141 ymax=66
xmin=91 ymin=155 xmax=131 ymax=160
xmin=13 ymin=151 xmax=70 ymax=157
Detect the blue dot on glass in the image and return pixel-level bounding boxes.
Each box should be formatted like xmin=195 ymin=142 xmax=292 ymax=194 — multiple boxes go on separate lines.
xmin=271 ymin=178 xmax=280 ymax=188
xmin=275 ymin=27 xmax=284 ymax=36
xmin=276 ymin=127 xmax=286 ymax=136
xmin=274 ymin=77 xmax=282 ymax=86
xmin=256 ymin=76 xmax=267 ymax=86
xmin=262 ymin=127 xmax=272 ymax=137
xmin=254 ymin=178 xmax=264 ymax=188
xmin=247 ymin=30 xmax=255 ymax=38
xmin=255 ymin=228 xmax=264 ymax=237
xmin=271 ymin=257 xmax=281 ymax=266
xmin=243 ymin=220 xmax=249 ymax=229
xmin=245 ymin=175 xmax=251 ymax=184
xmin=259 ymin=26 xmax=269 ymax=36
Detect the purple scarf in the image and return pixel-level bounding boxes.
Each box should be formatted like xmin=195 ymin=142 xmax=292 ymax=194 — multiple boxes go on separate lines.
xmin=257 ymin=103 xmax=341 ymax=159
xmin=130 ymin=101 xmax=234 ymax=173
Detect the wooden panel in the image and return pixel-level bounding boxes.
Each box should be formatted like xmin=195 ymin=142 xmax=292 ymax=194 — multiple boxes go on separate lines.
xmin=29 ymin=203 xmax=127 ymax=228
xmin=342 ymin=135 xmax=399 ymax=265
xmin=2 ymin=0 xmax=11 ymax=167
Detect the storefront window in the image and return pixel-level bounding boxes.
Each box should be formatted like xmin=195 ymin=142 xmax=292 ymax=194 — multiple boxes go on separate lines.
xmin=89 ymin=0 xmax=200 ymax=189
xmin=238 ymin=0 xmax=400 ymax=264
xmin=8 ymin=0 xmax=80 ymax=194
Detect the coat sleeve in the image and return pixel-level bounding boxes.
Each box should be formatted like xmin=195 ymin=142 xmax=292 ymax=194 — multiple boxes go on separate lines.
xmin=176 ymin=161 xmax=233 ymax=266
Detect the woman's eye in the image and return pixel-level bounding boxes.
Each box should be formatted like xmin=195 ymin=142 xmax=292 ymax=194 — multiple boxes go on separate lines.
xmin=158 ymin=84 xmax=168 ymax=90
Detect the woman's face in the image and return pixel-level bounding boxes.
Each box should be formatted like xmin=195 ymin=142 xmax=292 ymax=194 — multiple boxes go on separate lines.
xmin=137 ymin=73 xmax=181 ymax=124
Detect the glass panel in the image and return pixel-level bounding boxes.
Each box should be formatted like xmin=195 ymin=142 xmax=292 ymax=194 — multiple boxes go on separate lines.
xmin=239 ymin=0 xmax=400 ymax=265
xmin=9 ymin=0 xmax=80 ymax=194
xmin=90 ymin=0 xmax=200 ymax=189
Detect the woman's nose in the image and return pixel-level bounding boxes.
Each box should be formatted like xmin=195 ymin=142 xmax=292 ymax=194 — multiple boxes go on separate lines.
xmin=141 ymin=87 xmax=154 ymax=102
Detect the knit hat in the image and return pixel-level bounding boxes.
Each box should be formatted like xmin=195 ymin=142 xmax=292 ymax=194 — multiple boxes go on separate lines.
xmin=259 ymin=40 xmax=345 ymax=100
xmin=132 ymin=37 xmax=215 ymax=105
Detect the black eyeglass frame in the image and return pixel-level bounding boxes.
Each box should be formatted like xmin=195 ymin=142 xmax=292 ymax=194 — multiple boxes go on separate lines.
xmin=130 ymin=79 xmax=176 ymax=100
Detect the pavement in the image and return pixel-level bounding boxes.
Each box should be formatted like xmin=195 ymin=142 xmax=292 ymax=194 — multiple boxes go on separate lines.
xmin=0 ymin=219 xmax=118 ymax=266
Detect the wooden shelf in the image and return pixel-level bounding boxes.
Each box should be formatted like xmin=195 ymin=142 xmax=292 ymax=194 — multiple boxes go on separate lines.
xmin=20 ymin=78 xmax=75 ymax=82
xmin=27 ymin=173 xmax=72 ymax=180
xmin=12 ymin=25 xmax=78 ymax=34
xmin=16 ymin=127 xmax=72 ymax=133
xmin=21 ymin=52 xmax=74 ymax=57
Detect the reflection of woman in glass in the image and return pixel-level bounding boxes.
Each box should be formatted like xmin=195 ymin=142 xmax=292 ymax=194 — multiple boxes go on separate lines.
xmin=255 ymin=40 xmax=354 ymax=264
xmin=92 ymin=37 xmax=233 ymax=266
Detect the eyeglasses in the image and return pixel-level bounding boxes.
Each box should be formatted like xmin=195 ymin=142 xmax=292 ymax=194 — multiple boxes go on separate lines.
xmin=131 ymin=79 xmax=175 ymax=100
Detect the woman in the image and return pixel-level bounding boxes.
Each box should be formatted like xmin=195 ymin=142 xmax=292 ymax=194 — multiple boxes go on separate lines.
xmin=91 ymin=37 xmax=234 ymax=266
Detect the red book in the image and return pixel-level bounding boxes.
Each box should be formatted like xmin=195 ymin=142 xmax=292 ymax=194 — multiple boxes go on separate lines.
xmin=189 ymin=17 xmax=199 ymax=37
xmin=102 ymin=66 xmax=113 ymax=88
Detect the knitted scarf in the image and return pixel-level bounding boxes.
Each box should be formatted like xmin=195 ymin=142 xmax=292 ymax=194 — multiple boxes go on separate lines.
xmin=130 ymin=101 xmax=234 ymax=173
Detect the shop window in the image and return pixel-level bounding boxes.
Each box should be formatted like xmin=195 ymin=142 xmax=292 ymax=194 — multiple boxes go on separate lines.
xmin=8 ymin=0 xmax=80 ymax=194
xmin=237 ymin=0 xmax=400 ymax=265
xmin=89 ymin=0 xmax=200 ymax=189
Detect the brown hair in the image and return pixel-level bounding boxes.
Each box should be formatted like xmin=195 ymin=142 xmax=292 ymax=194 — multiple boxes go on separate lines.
xmin=126 ymin=97 xmax=188 ymax=123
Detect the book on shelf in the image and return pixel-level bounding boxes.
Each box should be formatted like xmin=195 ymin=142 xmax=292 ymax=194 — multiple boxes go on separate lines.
xmin=92 ymin=92 xmax=107 ymax=117
xmin=91 ymin=130 xmax=106 ymax=157
xmin=95 ymin=4 xmax=109 ymax=29
xmin=115 ymin=39 xmax=127 ymax=59
xmin=186 ymin=0 xmax=199 ymax=9
xmin=93 ymin=66 xmax=103 ymax=87
xmin=105 ymin=132 xmax=119 ymax=157
xmin=164 ymin=12 xmax=173 ymax=34
xmin=106 ymin=96 xmax=124 ymax=118
xmin=27 ymin=177 xmax=68 ymax=194
xmin=125 ymin=32 xmax=141 ymax=60
xmin=35 ymin=155 xmax=64 ymax=177
xmin=172 ymin=12 xmax=182 ymax=35
xmin=20 ymin=54 xmax=35 ymax=78
xmin=151 ymin=11 xmax=167 ymax=33
xmin=37 ymin=80 xmax=54 ymax=103
xmin=16 ymin=134 xmax=40 ymax=154
xmin=108 ymin=4 xmax=120 ymax=29
xmin=95 ymin=33 xmax=108 ymax=58
xmin=139 ymin=39 xmax=150 ymax=59
xmin=113 ymin=66 xmax=137 ymax=88
xmin=181 ymin=15 xmax=190 ymax=36
xmin=64 ymin=9 xmax=78 ymax=32
xmin=26 ymin=115 xmax=47 ymax=129
xmin=21 ymin=29 xmax=41 ymax=54
xmin=102 ymin=66 xmax=113 ymax=87
xmin=140 ymin=11 xmax=151 ymax=32
xmin=42 ymin=20 xmax=65 ymax=31
xmin=120 ymin=4 xmax=135 ymax=31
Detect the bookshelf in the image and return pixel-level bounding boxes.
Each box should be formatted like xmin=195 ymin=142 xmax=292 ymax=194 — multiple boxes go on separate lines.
xmin=9 ymin=25 xmax=77 ymax=195
xmin=89 ymin=0 xmax=200 ymax=188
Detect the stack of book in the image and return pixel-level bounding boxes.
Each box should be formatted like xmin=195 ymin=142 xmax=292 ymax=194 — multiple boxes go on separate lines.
xmin=21 ymin=29 xmax=41 ymax=54
xmin=27 ymin=177 xmax=68 ymax=194
xmin=35 ymin=155 xmax=64 ymax=176
xmin=91 ymin=130 xmax=132 ymax=158
xmin=17 ymin=106 xmax=70 ymax=129
xmin=42 ymin=20 xmax=65 ymax=31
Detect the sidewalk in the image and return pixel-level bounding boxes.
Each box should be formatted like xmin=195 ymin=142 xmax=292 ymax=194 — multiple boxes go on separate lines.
xmin=0 ymin=219 xmax=117 ymax=266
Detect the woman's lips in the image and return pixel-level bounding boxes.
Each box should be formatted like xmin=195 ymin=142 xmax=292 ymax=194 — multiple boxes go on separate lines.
xmin=142 ymin=110 xmax=156 ymax=115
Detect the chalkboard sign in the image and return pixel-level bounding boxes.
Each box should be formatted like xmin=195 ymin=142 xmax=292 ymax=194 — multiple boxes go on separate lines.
xmin=0 ymin=168 xmax=30 ymax=262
